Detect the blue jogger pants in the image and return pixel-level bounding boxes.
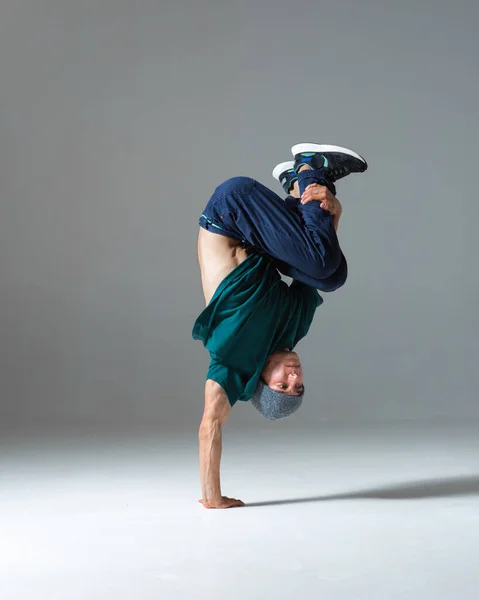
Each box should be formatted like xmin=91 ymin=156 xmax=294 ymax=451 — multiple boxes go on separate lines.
xmin=199 ymin=169 xmax=347 ymax=292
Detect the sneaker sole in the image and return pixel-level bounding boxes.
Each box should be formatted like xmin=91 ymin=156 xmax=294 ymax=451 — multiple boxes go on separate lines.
xmin=272 ymin=161 xmax=295 ymax=181
xmin=291 ymin=143 xmax=367 ymax=165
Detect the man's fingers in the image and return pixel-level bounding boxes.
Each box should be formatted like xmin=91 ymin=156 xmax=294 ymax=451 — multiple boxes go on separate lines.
xmin=199 ymin=496 xmax=245 ymax=509
xmin=222 ymin=496 xmax=245 ymax=506
xmin=225 ymin=499 xmax=245 ymax=508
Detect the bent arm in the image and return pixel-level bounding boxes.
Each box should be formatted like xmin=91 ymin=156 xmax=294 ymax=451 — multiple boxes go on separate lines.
xmin=332 ymin=212 xmax=341 ymax=232
xmin=281 ymin=188 xmax=346 ymax=291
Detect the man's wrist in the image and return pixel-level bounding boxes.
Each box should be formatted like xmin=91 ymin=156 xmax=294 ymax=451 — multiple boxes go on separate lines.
xmin=332 ymin=212 xmax=341 ymax=232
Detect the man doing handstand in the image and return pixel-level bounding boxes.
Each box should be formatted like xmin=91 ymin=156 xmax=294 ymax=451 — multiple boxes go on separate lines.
xmin=193 ymin=143 xmax=367 ymax=508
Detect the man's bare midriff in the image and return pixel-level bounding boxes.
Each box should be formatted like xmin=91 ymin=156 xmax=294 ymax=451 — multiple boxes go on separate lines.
xmin=198 ymin=228 xmax=250 ymax=305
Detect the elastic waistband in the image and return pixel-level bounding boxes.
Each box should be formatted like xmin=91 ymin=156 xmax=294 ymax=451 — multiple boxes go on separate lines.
xmin=200 ymin=213 xmax=226 ymax=231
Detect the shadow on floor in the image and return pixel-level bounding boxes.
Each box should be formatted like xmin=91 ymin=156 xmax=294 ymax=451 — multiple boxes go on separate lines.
xmin=245 ymin=475 xmax=479 ymax=508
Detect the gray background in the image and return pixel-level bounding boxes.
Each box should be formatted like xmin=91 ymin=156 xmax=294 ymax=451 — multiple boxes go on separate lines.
xmin=1 ymin=0 xmax=478 ymax=430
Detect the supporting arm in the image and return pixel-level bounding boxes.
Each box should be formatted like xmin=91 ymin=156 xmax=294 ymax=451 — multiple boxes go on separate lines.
xmin=198 ymin=379 xmax=245 ymax=509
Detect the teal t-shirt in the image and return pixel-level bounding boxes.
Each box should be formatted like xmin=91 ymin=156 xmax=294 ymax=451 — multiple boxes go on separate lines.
xmin=192 ymin=253 xmax=323 ymax=406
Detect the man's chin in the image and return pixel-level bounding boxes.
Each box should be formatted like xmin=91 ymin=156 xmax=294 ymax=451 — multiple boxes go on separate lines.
xmin=274 ymin=349 xmax=300 ymax=362
xmin=266 ymin=350 xmax=301 ymax=368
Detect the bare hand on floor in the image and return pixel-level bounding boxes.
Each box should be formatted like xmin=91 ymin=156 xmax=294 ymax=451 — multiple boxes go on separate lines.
xmin=198 ymin=496 xmax=246 ymax=509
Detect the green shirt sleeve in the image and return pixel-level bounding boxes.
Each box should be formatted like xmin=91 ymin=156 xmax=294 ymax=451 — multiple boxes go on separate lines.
xmin=206 ymin=357 xmax=248 ymax=407
xmin=289 ymin=281 xmax=324 ymax=345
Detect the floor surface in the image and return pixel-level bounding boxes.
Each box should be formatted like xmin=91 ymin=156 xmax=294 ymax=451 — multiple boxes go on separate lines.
xmin=1 ymin=421 xmax=478 ymax=599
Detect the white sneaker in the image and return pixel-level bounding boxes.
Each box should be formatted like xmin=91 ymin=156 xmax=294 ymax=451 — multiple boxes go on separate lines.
xmin=272 ymin=161 xmax=297 ymax=194
xmin=291 ymin=143 xmax=368 ymax=182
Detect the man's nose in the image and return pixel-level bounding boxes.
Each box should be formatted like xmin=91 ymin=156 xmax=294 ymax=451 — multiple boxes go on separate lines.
xmin=288 ymin=371 xmax=299 ymax=378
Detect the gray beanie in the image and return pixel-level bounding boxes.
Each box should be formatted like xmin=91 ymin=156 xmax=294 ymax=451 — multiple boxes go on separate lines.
xmin=250 ymin=380 xmax=304 ymax=421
